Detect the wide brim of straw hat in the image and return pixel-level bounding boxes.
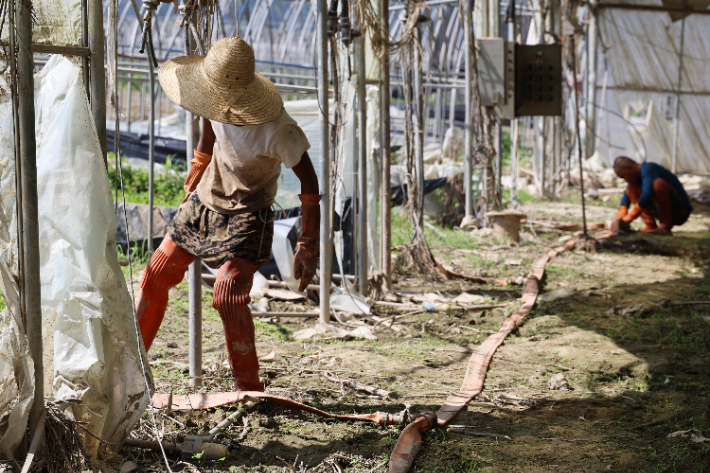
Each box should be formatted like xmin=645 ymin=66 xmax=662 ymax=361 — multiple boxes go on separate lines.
xmin=158 ymin=55 xmax=284 ymax=126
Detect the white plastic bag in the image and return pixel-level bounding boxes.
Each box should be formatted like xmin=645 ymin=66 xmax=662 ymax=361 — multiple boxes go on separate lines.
xmin=0 ymin=64 xmax=35 ymax=460
xmin=34 ymin=56 xmax=152 ymax=458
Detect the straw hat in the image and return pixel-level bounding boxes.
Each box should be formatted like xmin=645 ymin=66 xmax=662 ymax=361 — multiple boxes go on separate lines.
xmin=159 ymin=36 xmax=283 ymax=126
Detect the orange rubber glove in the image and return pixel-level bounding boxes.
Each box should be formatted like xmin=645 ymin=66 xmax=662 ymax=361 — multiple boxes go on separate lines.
xmin=294 ymin=194 xmax=322 ymax=292
xmin=622 ymin=205 xmax=643 ymax=223
xmin=184 ymin=149 xmax=212 ymax=195
xmin=616 ymin=205 xmax=628 ymax=220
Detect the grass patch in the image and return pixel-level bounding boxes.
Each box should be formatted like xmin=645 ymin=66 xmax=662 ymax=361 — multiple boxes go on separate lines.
xmin=108 ymin=153 xmax=186 ymax=207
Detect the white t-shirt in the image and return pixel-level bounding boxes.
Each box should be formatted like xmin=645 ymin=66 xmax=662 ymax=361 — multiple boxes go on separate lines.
xmin=196 ymin=109 xmax=311 ymax=214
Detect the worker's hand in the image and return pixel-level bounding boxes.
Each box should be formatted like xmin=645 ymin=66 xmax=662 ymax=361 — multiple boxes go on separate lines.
xmin=293 ymin=244 xmax=317 ymax=292
xmin=621 ymin=204 xmax=643 ymax=223
xmin=616 ymin=205 xmax=628 ymax=220
xmin=293 ymin=194 xmax=322 ymax=292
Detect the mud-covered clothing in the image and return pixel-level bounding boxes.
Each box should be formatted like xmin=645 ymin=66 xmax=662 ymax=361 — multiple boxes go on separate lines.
xmin=169 ymin=192 xmax=274 ymax=269
xmin=625 ymin=179 xmax=691 ymax=228
xmin=620 ymin=162 xmax=692 ymax=216
xmin=196 ymin=109 xmax=310 ymax=215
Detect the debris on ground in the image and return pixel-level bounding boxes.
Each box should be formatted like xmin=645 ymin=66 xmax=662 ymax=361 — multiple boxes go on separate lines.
xmin=548 ymin=373 xmax=570 ymax=390
xmin=667 ymin=429 xmax=710 ymax=444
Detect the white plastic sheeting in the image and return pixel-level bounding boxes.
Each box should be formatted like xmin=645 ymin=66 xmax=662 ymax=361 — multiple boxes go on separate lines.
xmin=0 ymin=56 xmax=152 ymax=459
xmin=0 ymin=65 xmax=35 ymax=460
xmin=0 ymin=0 xmax=82 ymax=47
xmin=597 ymin=2 xmax=710 ymax=173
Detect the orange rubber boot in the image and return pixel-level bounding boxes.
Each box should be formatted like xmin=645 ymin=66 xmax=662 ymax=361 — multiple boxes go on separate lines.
xmin=135 ymin=235 xmax=195 ymax=350
xmin=213 ymin=257 xmax=263 ymax=392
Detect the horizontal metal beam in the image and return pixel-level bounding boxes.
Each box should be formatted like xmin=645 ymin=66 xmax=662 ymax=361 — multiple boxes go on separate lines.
xmin=598 ymin=3 xmax=710 ymax=14
xmin=32 ymin=44 xmax=91 ymax=55
xmin=604 ymin=85 xmax=710 ymax=96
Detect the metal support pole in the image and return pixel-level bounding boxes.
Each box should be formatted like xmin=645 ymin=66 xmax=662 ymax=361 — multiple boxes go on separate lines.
xmin=554 ymin=116 xmax=561 ymax=192
xmin=379 ymin=0 xmax=392 ymax=289
xmin=508 ymin=2 xmax=518 ymax=205
xmin=129 ymin=0 xmax=155 ymax=254
xmin=534 ymin=117 xmax=545 ymax=195
xmin=16 ymin=0 xmax=44 ymax=442
xmin=147 ymin=50 xmax=156 ymax=254
xmin=494 ymin=122 xmax=501 ymax=208
xmin=318 ymin=0 xmax=331 ymax=323
xmin=492 ymin=0 xmax=502 ymax=208
xmin=89 ymin=0 xmax=107 ymax=163
xmin=356 ymin=35 xmax=368 ymax=295
xmin=511 ymin=118 xmax=519 ymax=204
xmin=463 ymin=0 xmax=474 ymax=217
xmin=434 ymin=88 xmax=442 ymax=145
xmin=184 ymin=30 xmax=203 ymax=387
xmin=449 ymin=88 xmax=456 ymax=130
xmin=126 ymin=81 xmax=133 ymax=132
xmin=671 ymin=15 xmax=686 ymax=173
xmin=489 ymin=0 xmax=500 ymax=39
xmin=585 ymin=1 xmax=598 ymax=161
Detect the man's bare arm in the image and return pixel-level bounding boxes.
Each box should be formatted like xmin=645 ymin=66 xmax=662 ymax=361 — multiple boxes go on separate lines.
xmin=291 ymin=151 xmax=320 ymax=291
xmin=292 ymin=152 xmax=319 ymax=195
xmin=196 ymin=118 xmax=216 ymax=156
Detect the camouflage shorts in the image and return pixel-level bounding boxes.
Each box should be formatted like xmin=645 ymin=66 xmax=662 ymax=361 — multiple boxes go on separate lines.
xmin=169 ymin=192 xmax=274 ymax=269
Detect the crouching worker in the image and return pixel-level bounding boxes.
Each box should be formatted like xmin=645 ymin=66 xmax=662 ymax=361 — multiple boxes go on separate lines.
xmin=134 ymin=36 xmax=320 ymax=391
xmin=610 ymin=156 xmax=692 ymax=236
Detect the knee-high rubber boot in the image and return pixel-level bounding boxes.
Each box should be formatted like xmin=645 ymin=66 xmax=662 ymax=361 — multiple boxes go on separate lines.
xmin=135 ymin=235 xmax=195 ymax=350
xmin=212 ymin=257 xmax=263 ymax=392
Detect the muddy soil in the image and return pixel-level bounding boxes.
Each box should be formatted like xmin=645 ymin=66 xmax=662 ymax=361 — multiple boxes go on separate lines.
xmin=124 ymin=201 xmax=710 ymax=472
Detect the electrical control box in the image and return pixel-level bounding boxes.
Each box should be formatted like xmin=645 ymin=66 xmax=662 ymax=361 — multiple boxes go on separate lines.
xmin=478 ymin=38 xmax=515 ymax=119
xmin=478 ymin=39 xmax=562 ymax=118
xmin=514 ymin=44 xmax=562 ymax=117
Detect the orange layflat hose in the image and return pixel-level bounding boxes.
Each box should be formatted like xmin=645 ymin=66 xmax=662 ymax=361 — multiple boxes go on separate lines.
xmin=387 ymin=238 xmax=579 ymax=472
xmin=151 ymin=239 xmax=578 ymax=470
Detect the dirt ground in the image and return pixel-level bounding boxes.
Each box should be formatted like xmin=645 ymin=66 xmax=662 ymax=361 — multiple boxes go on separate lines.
xmin=123 ymin=199 xmax=710 ymax=473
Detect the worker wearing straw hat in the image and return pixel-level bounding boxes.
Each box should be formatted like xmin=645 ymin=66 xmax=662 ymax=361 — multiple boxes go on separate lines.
xmin=134 ymin=36 xmax=320 ymax=392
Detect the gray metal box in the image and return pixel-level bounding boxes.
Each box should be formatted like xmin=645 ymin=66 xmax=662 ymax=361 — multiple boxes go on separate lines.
xmin=477 ymin=38 xmax=515 ymax=119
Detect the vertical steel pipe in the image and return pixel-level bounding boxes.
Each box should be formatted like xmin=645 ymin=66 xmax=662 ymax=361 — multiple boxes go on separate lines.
xmin=356 ymin=35 xmax=368 ymax=294
xmin=16 ymin=0 xmax=44 ymax=442
xmin=492 ymin=0 xmax=502 ymax=209
xmin=585 ymin=1 xmax=598 ymax=162
xmin=185 ymin=30 xmax=203 ymax=387
xmin=489 ymin=0 xmax=500 ymax=37
xmin=671 ymin=15 xmax=686 ymax=173
xmin=511 ymin=118 xmax=519 ymax=203
xmin=463 ymin=0 xmax=473 ymax=217
xmin=448 ymin=89 xmax=456 ymax=130
xmin=379 ymin=0 xmax=392 ymax=289
xmin=508 ymin=1 xmax=518 ymax=204
xmin=126 ymin=81 xmax=133 ymax=132
xmin=434 ymin=88 xmax=442 ymax=146
xmin=89 ymin=0 xmax=107 ymax=163
xmin=147 ymin=50 xmax=156 ymax=254
xmin=318 ymin=0 xmax=331 ymax=323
